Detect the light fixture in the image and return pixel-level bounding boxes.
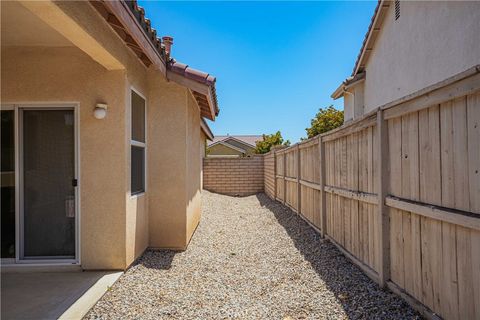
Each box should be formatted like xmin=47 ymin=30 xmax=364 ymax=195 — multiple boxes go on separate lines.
xmin=94 ymin=103 xmax=108 ymax=119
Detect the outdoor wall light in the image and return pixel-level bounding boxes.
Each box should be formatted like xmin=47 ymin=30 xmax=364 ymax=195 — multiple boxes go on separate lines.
xmin=94 ymin=103 xmax=108 ymax=119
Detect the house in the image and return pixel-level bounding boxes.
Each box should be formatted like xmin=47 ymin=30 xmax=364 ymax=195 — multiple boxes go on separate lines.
xmin=1 ymin=0 xmax=218 ymax=271
xmin=207 ymin=135 xmax=262 ymax=157
xmin=331 ymin=0 xmax=480 ymax=122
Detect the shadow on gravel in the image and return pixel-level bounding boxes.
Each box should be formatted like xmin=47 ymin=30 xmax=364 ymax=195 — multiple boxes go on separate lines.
xmin=134 ymin=250 xmax=178 ymax=270
xmin=255 ymin=193 xmax=419 ymax=320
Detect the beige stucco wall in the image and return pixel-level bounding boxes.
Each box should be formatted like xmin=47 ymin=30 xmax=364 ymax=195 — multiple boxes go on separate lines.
xmin=147 ymin=70 xmax=188 ymax=249
xmin=186 ymin=94 xmax=202 ymax=243
xmin=1 ymin=46 xmax=203 ymax=265
xmin=124 ymin=84 xmax=149 ymax=267
xmin=147 ymin=76 xmax=205 ymax=249
xmin=200 ymin=132 xmax=207 ymax=190
xmin=363 ymin=1 xmax=480 ymax=112
xmin=208 ymin=144 xmax=243 ymax=156
xmin=1 ymin=46 xmax=129 ymax=269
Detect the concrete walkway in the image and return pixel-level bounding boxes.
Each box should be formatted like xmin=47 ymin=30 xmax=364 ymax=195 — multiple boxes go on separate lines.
xmin=1 ymin=270 xmax=122 ymax=320
xmin=86 ymin=192 xmax=419 ymax=319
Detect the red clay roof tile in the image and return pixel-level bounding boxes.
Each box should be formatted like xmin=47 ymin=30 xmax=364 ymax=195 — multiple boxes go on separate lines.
xmin=124 ymin=0 xmax=220 ymax=117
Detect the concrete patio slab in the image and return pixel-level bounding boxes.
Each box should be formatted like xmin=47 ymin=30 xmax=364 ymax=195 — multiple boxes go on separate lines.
xmin=1 ymin=270 xmax=122 ymax=320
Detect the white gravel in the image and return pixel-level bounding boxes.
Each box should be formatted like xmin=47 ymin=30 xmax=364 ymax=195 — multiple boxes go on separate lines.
xmin=86 ymin=191 xmax=420 ymax=319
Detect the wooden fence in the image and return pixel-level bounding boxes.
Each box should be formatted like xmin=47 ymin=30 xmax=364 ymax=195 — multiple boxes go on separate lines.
xmin=264 ymin=151 xmax=275 ymax=199
xmin=264 ymin=68 xmax=480 ymax=320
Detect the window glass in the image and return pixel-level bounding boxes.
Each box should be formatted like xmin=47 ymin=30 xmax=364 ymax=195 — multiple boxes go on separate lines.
xmin=131 ymin=146 xmax=145 ymax=194
xmin=1 ymin=110 xmax=15 ymax=258
xmin=131 ymin=90 xmax=146 ymax=194
xmin=131 ymin=91 xmax=145 ymax=143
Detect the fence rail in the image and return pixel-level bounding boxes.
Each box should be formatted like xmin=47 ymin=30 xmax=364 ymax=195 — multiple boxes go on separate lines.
xmin=263 ymin=71 xmax=480 ymax=320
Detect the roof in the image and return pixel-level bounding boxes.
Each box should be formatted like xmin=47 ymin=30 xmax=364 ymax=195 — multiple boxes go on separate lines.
xmin=352 ymin=0 xmax=391 ymax=76
xmin=331 ymin=72 xmax=366 ymax=99
xmin=91 ymin=0 xmax=219 ymax=120
xmin=214 ymin=141 xmax=248 ymax=153
xmin=207 ymin=135 xmax=263 ymax=148
xmin=200 ymin=118 xmax=214 ymax=140
xmin=168 ymin=60 xmax=219 ymax=120
xmin=331 ymin=0 xmax=390 ymax=99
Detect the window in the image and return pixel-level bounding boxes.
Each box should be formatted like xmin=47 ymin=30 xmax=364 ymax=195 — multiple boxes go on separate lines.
xmin=131 ymin=90 xmax=146 ymax=195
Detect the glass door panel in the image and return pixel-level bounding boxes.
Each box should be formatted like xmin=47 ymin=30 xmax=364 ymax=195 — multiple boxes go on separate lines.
xmin=1 ymin=110 xmax=15 ymax=258
xmin=21 ymin=109 xmax=75 ymax=259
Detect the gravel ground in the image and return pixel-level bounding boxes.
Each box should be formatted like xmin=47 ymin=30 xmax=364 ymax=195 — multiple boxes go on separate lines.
xmin=86 ymin=191 xmax=420 ymax=320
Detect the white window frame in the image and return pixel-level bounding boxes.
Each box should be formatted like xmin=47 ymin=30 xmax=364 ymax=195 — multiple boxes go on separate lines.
xmin=130 ymin=87 xmax=147 ymax=197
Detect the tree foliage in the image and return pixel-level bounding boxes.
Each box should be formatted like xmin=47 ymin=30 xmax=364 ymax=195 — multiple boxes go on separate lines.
xmin=305 ymin=106 xmax=344 ymax=139
xmin=255 ymin=131 xmax=290 ymax=154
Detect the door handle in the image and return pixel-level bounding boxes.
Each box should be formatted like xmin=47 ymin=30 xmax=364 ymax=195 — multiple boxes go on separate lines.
xmin=72 ymin=179 xmax=78 ymax=187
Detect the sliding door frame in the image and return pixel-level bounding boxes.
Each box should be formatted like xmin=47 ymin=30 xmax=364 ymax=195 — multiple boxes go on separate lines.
xmin=6 ymin=102 xmax=81 ymax=265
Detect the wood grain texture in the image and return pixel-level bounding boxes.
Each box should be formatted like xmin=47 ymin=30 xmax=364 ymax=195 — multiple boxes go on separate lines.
xmin=260 ymin=91 xmax=480 ymax=320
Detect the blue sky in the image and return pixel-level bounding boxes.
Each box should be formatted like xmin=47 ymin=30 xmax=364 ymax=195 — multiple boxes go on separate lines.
xmin=139 ymin=1 xmax=377 ymax=143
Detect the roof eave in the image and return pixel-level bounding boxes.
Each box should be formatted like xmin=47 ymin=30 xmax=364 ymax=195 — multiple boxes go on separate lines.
xmin=200 ymin=118 xmax=214 ymax=140
xmin=92 ymin=0 xmax=167 ymax=73
xmin=331 ymin=72 xmax=365 ymax=99
xmin=352 ymin=0 xmax=391 ymax=76
xmin=331 ymin=83 xmax=345 ymax=99
xmin=166 ymin=63 xmax=219 ymax=121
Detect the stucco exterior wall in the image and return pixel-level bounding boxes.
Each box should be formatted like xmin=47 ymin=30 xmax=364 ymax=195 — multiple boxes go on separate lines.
xmin=364 ymin=1 xmax=480 ymax=112
xmin=186 ymin=94 xmax=202 ymax=243
xmin=147 ymin=71 xmax=188 ymax=249
xmin=124 ymin=58 xmax=149 ymax=268
xmin=208 ymin=144 xmax=244 ymax=156
xmin=200 ymin=132 xmax=207 ymax=189
xmin=1 ymin=46 xmax=129 ymax=269
xmin=223 ymin=139 xmax=256 ymax=155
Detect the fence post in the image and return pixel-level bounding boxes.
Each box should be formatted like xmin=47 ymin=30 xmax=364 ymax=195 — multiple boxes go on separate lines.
xmin=273 ymin=150 xmax=277 ymax=200
xmin=376 ymin=109 xmax=390 ymax=288
xmin=283 ymin=152 xmax=286 ymax=205
xmin=296 ymin=145 xmax=301 ymax=214
xmin=318 ymin=136 xmax=327 ymax=238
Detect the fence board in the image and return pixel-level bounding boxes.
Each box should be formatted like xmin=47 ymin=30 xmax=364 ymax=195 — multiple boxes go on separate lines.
xmin=264 ymin=151 xmax=275 ymax=199
xmin=467 ymin=92 xmax=480 ymax=215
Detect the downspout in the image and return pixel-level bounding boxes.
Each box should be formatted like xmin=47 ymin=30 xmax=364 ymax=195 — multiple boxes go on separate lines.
xmin=343 ymin=89 xmax=355 ymax=120
xmin=343 ymin=89 xmax=354 ymax=106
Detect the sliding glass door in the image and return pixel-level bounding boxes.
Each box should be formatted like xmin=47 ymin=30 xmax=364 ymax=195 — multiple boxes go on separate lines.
xmin=1 ymin=108 xmax=15 ymax=259
xmin=20 ymin=109 xmax=76 ymax=259
xmin=1 ymin=105 xmax=78 ymax=263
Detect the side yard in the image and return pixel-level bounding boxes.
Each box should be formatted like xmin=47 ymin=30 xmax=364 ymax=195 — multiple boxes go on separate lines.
xmin=86 ymin=191 xmax=418 ymax=319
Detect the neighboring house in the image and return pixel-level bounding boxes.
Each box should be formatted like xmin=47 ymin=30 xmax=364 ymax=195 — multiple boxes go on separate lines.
xmin=0 ymin=1 xmax=218 ymax=270
xmin=207 ymin=135 xmax=263 ymax=157
xmin=327 ymin=2 xmax=480 ymax=319
xmin=331 ymin=0 xmax=480 ymax=122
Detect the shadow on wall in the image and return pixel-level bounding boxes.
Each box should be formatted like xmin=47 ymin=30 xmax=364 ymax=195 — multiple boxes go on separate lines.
xmin=255 ymin=193 xmax=418 ymax=319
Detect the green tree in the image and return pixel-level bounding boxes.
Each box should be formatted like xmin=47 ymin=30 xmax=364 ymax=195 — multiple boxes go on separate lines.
xmin=255 ymin=131 xmax=290 ymax=154
xmin=305 ymin=106 xmax=344 ymax=139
